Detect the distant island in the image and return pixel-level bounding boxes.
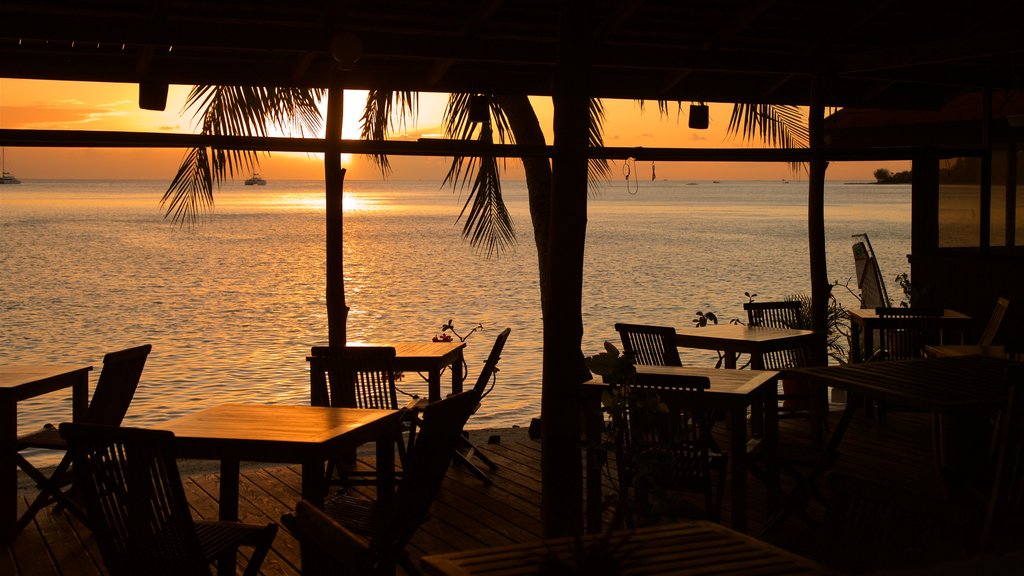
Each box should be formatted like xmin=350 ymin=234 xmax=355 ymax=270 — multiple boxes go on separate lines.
xmin=873 ymin=168 xmax=912 ymax=184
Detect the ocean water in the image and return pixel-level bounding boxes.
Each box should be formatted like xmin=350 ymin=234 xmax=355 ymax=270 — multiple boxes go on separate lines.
xmin=1 ymin=178 xmax=911 ymax=464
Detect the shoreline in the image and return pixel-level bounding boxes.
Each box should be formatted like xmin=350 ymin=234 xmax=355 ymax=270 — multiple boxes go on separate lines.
xmin=16 ymin=426 xmax=532 ymax=493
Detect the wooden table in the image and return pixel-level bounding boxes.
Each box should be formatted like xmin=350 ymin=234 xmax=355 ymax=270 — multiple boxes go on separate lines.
xmin=925 ymin=344 xmax=1010 ymax=359
xmin=158 ymin=404 xmax=401 ymax=518
xmin=848 ymin=308 xmax=972 ymax=363
xmin=309 ymin=341 xmax=466 ymax=403
xmin=674 ymin=325 xmax=823 ymax=369
xmin=421 ymin=520 xmax=832 ymax=575
xmin=1 ymin=364 xmax=92 ymax=542
xmin=583 ymin=367 xmax=779 ymax=533
xmin=787 ymin=355 xmax=1014 ymax=489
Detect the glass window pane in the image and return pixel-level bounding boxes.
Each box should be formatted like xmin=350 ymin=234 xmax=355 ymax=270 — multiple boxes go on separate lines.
xmin=939 ymin=157 xmax=981 ymax=247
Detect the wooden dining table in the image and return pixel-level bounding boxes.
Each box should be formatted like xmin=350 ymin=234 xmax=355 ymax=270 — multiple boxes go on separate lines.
xmin=583 ymin=366 xmax=780 ymax=533
xmin=786 ymin=355 xmax=1015 ymax=490
xmin=421 ymin=520 xmax=833 ymax=575
xmin=1 ymin=364 xmax=92 ymax=542
xmin=924 ymin=344 xmax=1011 ymax=359
xmin=673 ymin=324 xmax=823 ymax=369
xmin=309 ymin=341 xmax=466 ymax=403
xmin=848 ymin=308 xmax=972 ymax=363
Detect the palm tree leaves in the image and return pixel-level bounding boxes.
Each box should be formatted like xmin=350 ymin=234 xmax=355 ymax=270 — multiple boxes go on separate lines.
xmin=727 ymin=103 xmax=808 ymax=171
xmin=161 ymin=85 xmax=324 ymax=225
xmin=360 ymin=90 xmax=418 ymax=176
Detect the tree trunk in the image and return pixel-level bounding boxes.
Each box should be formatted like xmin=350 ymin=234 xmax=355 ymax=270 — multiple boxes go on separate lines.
xmin=495 ymin=94 xmax=552 ymax=310
xmin=808 ymin=78 xmax=829 ymax=365
xmin=325 ymin=79 xmax=348 ymax=347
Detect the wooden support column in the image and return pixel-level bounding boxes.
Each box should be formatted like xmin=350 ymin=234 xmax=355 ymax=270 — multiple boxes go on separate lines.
xmin=807 ymin=76 xmax=829 ymax=364
xmin=541 ymin=0 xmax=589 ymax=538
xmin=325 ymin=74 xmax=348 ymax=347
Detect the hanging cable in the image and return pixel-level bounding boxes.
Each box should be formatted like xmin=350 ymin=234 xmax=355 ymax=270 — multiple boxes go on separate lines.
xmin=623 ymin=157 xmax=638 ymax=195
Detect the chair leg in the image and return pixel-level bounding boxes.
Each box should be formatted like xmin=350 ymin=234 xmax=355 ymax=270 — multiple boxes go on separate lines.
xmin=453 ymin=451 xmax=493 ymax=484
xmin=460 ymin=435 xmax=498 ymax=470
xmin=15 ymin=453 xmax=90 ymax=530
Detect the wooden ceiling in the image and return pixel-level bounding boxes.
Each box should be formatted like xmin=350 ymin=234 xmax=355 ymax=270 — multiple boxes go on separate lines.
xmin=2 ymin=0 xmax=1023 ymax=111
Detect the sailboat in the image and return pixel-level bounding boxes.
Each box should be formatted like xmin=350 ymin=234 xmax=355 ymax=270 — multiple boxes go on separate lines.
xmin=1 ymin=148 xmax=21 ymax=184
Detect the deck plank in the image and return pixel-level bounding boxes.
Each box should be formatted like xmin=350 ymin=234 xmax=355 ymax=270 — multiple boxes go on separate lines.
xmin=4 ymin=409 xmax=1002 ymax=575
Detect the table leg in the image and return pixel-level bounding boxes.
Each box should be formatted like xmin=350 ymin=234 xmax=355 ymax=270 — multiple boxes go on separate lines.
xmin=1 ymin=400 xmax=15 ymax=543
xmin=451 ymin=350 xmax=465 ymax=396
xmin=584 ymin=401 xmax=603 ymax=533
xmin=763 ymin=384 xmax=780 ymax=517
xmin=376 ymin=434 xmax=395 ymax=511
xmin=724 ymin=351 xmax=738 ymax=369
xmin=71 ymin=371 xmax=89 ymax=422
xmin=729 ymin=406 xmax=748 ymax=532
xmin=851 ymin=321 xmax=863 ymax=363
xmin=217 ymin=458 xmax=241 ymax=576
xmin=428 ymin=368 xmax=441 ymax=403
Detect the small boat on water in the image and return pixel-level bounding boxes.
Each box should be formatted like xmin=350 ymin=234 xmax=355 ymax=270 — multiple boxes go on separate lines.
xmin=244 ymin=173 xmax=267 ymax=185
xmin=1 ymin=148 xmax=20 ymax=184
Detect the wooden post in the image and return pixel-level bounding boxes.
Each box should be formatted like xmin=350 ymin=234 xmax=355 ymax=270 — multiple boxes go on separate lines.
xmin=541 ymin=0 xmax=589 ymax=537
xmin=807 ymin=76 xmax=829 ymax=365
xmin=325 ymin=75 xmax=348 ymax=347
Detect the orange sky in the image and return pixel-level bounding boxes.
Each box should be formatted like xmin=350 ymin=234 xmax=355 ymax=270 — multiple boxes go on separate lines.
xmin=0 ymin=78 xmax=906 ymax=181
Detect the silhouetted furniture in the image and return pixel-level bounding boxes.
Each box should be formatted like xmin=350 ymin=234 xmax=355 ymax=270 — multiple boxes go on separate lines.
xmin=287 ymin=391 xmax=479 ymax=576
xmin=289 ymin=500 xmax=377 ymax=576
xmin=870 ymin=307 xmax=943 ymax=361
xmin=584 ymin=366 xmax=779 ymax=533
xmin=454 ymin=327 xmax=511 ymax=484
xmin=979 ymin=363 xmax=1024 ymax=552
xmin=820 ymin=472 xmax=968 ymax=572
xmin=979 ymin=297 xmax=1010 ymax=346
xmin=786 ymin=356 xmax=1013 ymax=498
xmin=2 ymin=362 xmax=93 ymax=542
xmin=852 ymin=235 xmax=890 ymax=309
xmin=615 ymin=323 xmax=682 ymax=366
xmin=848 ymin=307 xmax=972 ymax=363
xmin=309 ymin=346 xmax=414 ymax=486
xmin=309 ymin=341 xmax=466 ymax=405
xmin=744 ymin=301 xmax=819 ymax=420
xmin=611 ymin=373 xmax=726 ymax=526
xmin=672 ymin=324 xmax=822 ymax=369
xmin=14 ymin=344 xmax=150 ymax=533
xmin=420 ymin=521 xmax=833 ymax=576
xmin=159 ymin=401 xmax=403 ymax=573
xmin=60 ymin=423 xmax=278 ymax=576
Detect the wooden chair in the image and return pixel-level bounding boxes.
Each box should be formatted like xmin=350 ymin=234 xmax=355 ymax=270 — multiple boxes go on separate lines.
xmin=14 ymin=344 xmax=151 ymax=531
xmin=59 ymin=423 xmax=278 ymax=576
xmin=612 ymin=375 xmax=726 ymax=526
xmin=979 ymin=363 xmax=1024 ymax=552
xmin=871 ymin=307 xmax=943 ymax=361
xmin=743 ymin=301 xmax=820 ymax=419
xmin=614 ymin=323 xmax=682 ymax=366
xmin=286 ymin=390 xmax=480 ymax=575
xmin=309 ymin=345 xmax=415 ymax=485
xmin=454 ymin=327 xmax=511 ymax=484
xmin=978 ymin=296 xmax=1010 ymax=346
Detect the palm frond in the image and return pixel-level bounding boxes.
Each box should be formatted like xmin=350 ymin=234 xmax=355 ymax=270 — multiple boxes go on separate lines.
xmin=163 ymin=85 xmax=323 ymax=224
xmin=727 ymin=103 xmax=808 ymax=172
xmin=360 ymin=90 xmax=418 ymax=176
xmin=588 ymin=98 xmax=611 ymax=186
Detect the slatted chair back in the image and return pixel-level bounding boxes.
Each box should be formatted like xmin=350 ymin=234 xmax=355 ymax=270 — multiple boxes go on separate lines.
xmin=85 ymin=344 xmax=152 ymax=424
xmin=60 ymin=423 xmax=210 ymax=576
xmin=14 ymin=344 xmax=151 ymax=532
xmin=979 ymin=297 xmax=1010 ymax=346
xmin=61 ymin=423 xmax=277 ymax=576
xmin=379 ymin=390 xmax=479 ymax=559
xmin=471 ymin=327 xmax=512 ymax=398
xmin=615 ymin=375 xmax=721 ymax=523
xmin=744 ymin=301 xmax=807 ymax=370
xmin=980 ymin=363 xmax=1024 ymax=552
xmin=614 ymin=323 xmax=682 ymax=366
xmin=310 ymin=346 xmax=399 ymax=410
xmin=872 ymin=307 xmax=943 ymax=361
xmin=292 ymin=500 xmax=377 ymax=576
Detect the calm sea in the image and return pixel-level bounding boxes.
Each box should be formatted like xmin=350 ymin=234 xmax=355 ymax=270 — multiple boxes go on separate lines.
xmin=2 ymin=178 xmax=911 ymax=464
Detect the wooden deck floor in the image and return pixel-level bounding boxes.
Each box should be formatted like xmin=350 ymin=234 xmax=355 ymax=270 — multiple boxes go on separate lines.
xmin=1 ymin=409 xmax=986 ymax=575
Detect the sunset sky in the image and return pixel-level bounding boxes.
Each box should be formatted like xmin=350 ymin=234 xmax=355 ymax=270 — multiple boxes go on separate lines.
xmin=1 ymin=78 xmax=905 ymax=182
